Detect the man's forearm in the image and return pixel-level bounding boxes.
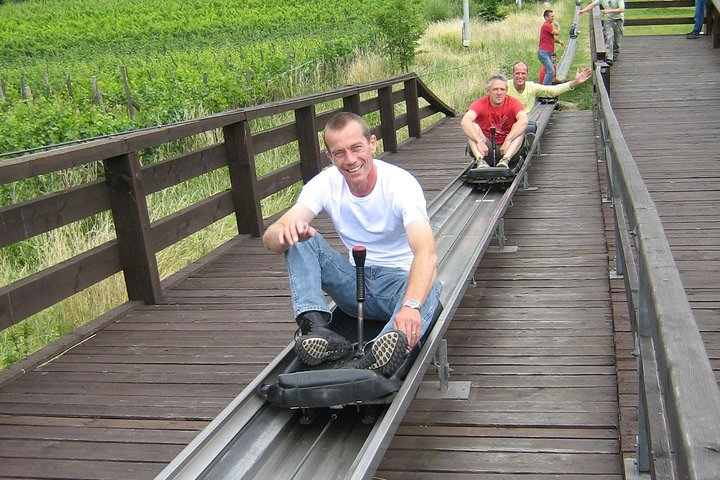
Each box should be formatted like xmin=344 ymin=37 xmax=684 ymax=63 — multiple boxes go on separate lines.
xmin=404 ymin=254 xmax=438 ymax=305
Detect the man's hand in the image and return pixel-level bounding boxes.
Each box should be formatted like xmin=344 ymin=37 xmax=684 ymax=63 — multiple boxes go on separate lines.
xmin=276 ymin=220 xmax=316 ymax=249
xmin=394 ymin=306 xmax=422 ymax=349
xmin=476 ymin=139 xmax=490 ymax=158
xmin=573 ymin=67 xmax=592 ymax=86
xmin=262 ymin=204 xmax=317 ymax=253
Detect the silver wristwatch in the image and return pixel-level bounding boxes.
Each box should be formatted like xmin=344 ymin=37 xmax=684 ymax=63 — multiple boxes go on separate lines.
xmin=402 ymin=299 xmax=422 ymax=310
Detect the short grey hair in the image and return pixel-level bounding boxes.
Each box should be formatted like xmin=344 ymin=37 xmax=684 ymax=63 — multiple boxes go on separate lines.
xmin=486 ymin=74 xmax=508 ymax=89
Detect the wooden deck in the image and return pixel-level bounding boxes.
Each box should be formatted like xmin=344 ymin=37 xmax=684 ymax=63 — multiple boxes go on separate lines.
xmin=1 ymin=34 xmax=718 ymax=479
xmin=377 ymin=110 xmax=623 ymax=479
xmin=608 ymin=34 xmax=720 ymax=464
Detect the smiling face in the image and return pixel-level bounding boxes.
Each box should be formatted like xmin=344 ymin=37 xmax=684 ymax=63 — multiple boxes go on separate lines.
xmin=324 ymin=119 xmax=378 ymax=197
xmin=512 ymin=62 xmax=529 ymax=90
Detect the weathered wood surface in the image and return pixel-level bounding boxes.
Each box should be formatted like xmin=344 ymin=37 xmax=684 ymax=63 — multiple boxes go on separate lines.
xmin=376 ymin=111 xmax=623 ymax=479
xmin=0 ymin=120 xmax=470 ymax=479
xmin=603 ymin=34 xmax=720 ymax=460
xmin=0 ymin=112 xmax=622 ymax=478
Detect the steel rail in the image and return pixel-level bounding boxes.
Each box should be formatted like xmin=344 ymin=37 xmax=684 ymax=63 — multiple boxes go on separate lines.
xmin=155 ymin=21 xmax=582 ymax=479
xmin=153 ymin=164 xmax=517 ymax=480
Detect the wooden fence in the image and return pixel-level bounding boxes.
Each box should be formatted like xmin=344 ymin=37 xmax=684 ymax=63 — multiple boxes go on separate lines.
xmin=0 ymin=73 xmax=455 ymax=332
xmin=624 ymin=0 xmax=720 ymax=46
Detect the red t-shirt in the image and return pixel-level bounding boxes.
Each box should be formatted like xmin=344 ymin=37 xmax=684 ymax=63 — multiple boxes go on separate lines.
xmin=467 ymin=96 xmax=524 ymax=144
xmin=539 ymin=21 xmax=555 ymax=53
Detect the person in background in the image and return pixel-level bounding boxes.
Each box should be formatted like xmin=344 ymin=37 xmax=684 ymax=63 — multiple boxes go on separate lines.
xmin=685 ymin=0 xmax=707 ymax=39
xmin=538 ymin=9 xmax=565 ymax=85
xmin=508 ymin=61 xmax=592 ymax=133
xmin=461 ymin=74 xmax=529 ymax=169
xmin=262 ymin=112 xmax=442 ymax=378
xmin=579 ymin=0 xmax=625 ymax=65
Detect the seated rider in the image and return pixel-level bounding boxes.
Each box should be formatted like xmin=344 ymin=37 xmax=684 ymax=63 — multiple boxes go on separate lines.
xmin=508 ymin=61 xmax=592 ymax=134
xmin=461 ymin=74 xmax=529 ymax=170
xmin=262 ymin=112 xmax=443 ymax=378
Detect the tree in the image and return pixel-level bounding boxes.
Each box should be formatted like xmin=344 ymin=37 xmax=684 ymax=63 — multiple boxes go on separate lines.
xmin=376 ymin=0 xmax=427 ymax=71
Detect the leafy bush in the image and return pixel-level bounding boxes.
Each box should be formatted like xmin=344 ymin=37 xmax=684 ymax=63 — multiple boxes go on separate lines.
xmin=376 ymin=0 xmax=428 ymax=71
xmin=476 ymin=0 xmax=509 ymax=22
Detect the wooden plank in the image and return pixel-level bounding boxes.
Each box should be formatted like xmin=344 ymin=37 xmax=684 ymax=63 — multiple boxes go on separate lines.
xmin=0 ymin=243 xmax=122 ymax=330
xmin=0 ymin=181 xmax=109 ymax=248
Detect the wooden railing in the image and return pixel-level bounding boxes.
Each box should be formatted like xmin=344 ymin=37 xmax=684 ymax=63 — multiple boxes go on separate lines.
xmin=0 ymin=73 xmax=455 ymax=331
xmin=623 ymin=0 xmax=719 ymax=47
xmin=588 ymin=31 xmax=720 ymax=480
xmin=624 ymin=0 xmax=696 ymax=26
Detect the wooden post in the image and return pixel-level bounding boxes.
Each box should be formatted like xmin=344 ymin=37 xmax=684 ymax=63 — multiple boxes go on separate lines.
xmin=20 ymin=76 xmax=31 ymax=101
xmin=378 ymin=86 xmax=398 ymax=153
xmin=103 ymin=152 xmax=163 ymax=304
xmin=92 ymin=76 xmax=103 ymax=105
xmin=599 ymin=61 xmax=611 ymax=95
xmin=120 ymin=65 xmax=136 ymax=120
xmin=44 ymin=74 xmax=50 ymax=99
xmin=404 ymin=78 xmax=421 ymax=138
xmin=66 ymin=73 xmax=73 ymax=99
xmin=294 ymin=105 xmax=322 ymax=183
xmin=223 ymin=120 xmax=263 ymax=236
xmin=343 ymin=94 xmax=361 ymax=115
xmin=712 ymin=3 xmax=719 ymax=48
xmin=0 ymin=79 xmax=5 ymax=103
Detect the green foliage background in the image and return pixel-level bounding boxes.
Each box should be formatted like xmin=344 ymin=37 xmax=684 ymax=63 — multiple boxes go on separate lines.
xmin=0 ymin=0 xmax=387 ymax=156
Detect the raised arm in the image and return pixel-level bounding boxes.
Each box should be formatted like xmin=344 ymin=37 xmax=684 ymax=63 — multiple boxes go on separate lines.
xmin=262 ymin=203 xmax=318 ymax=253
xmin=579 ymin=1 xmax=600 ymax=15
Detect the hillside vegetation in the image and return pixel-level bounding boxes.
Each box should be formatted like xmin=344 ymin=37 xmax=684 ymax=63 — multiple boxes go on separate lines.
xmin=0 ymin=0 xmax=386 ymax=155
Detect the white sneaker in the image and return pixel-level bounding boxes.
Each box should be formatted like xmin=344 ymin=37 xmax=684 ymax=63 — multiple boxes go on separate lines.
xmin=475 ymin=158 xmax=489 ymax=168
xmin=497 ymin=157 xmax=510 ymax=169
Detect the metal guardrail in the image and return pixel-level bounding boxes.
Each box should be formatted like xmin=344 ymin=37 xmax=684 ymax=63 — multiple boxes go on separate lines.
xmin=592 ymin=43 xmax=720 ymax=480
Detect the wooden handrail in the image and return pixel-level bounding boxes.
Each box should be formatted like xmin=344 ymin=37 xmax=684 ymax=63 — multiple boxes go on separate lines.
xmin=0 ymin=73 xmax=456 ymax=330
xmin=588 ymin=19 xmax=720 ymax=474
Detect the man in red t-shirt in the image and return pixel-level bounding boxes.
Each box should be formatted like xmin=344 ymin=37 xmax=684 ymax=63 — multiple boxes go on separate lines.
xmin=461 ymin=74 xmax=529 ymax=169
xmin=537 ymin=9 xmax=565 ymax=85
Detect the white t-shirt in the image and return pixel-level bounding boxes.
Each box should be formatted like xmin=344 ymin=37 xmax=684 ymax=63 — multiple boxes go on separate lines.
xmin=297 ymin=159 xmax=428 ymax=270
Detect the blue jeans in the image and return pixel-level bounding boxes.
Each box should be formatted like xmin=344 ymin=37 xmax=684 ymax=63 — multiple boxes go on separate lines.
xmin=692 ymin=0 xmax=707 ymax=33
xmin=537 ymin=49 xmax=555 ymax=85
xmin=526 ymin=121 xmax=537 ymax=135
xmin=285 ymin=233 xmax=442 ymax=343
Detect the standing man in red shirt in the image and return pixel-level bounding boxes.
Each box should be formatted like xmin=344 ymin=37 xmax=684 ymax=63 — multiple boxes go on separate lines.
xmin=537 ymin=10 xmax=565 ymax=85
xmin=461 ymin=74 xmax=528 ymax=169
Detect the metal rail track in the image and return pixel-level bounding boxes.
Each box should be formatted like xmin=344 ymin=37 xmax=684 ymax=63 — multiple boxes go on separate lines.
xmin=154 ymin=165 xmax=524 ymax=480
xmin=155 ymin=25 xmax=579 ymax=478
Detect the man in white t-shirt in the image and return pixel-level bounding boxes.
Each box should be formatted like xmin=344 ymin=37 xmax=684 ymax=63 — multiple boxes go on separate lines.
xmin=262 ymin=112 xmax=442 ymax=377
